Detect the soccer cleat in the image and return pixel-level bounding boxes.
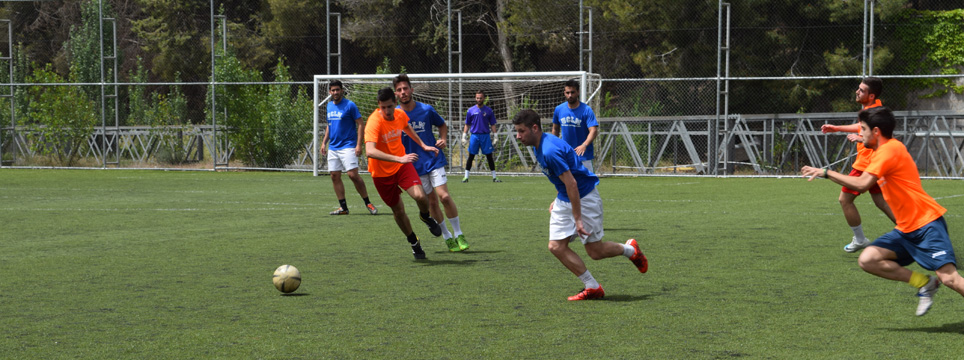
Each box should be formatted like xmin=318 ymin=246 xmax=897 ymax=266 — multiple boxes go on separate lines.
xmin=444 ymin=237 xmax=461 ymax=252
xmin=329 ymin=207 xmax=349 ymax=215
xmin=461 ymin=176 xmax=469 ymax=183
xmin=366 ymin=203 xmax=378 ymax=215
xmin=456 ymin=234 xmax=470 ymax=251
xmin=626 ymin=239 xmax=648 ymax=273
xmin=420 ymin=214 xmax=443 ymax=237
xmin=411 ymin=239 xmax=427 ymax=260
xmin=568 ymin=286 xmax=605 ymax=301
xmin=844 ymin=236 xmax=870 ymax=253
xmin=493 ymin=177 xmax=502 ymax=183
xmin=916 ymin=275 xmax=940 ymax=316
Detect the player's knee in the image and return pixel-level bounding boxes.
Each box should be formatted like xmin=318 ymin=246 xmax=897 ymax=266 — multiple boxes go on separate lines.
xmin=547 ymin=241 xmax=566 ymax=254
xmin=936 ymin=268 xmax=963 ymax=289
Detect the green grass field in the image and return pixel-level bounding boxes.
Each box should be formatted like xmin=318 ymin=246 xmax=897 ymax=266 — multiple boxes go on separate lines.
xmin=2 ymin=169 xmax=964 ymax=359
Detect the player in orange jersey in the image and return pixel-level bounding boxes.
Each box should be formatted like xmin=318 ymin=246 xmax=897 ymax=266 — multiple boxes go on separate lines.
xmin=820 ymin=77 xmax=895 ymax=252
xmin=803 ymin=107 xmax=964 ymax=316
xmin=364 ymin=87 xmax=442 ymax=260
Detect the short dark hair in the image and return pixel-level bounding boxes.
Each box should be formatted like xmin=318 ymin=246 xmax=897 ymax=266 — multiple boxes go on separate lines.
xmin=564 ymin=79 xmax=579 ymax=90
xmin=376 ymin=87 xmax=395 ymax=103
xmin=858 ymin=106 xmax=895 ymax=139
xmin=329 ymin=80 xmax=343 ymax=90
xmin=862 ymin=77 xmax=882 ymax=98
xmin=512 ymin=109 xmax=541 ymax=129
xmin=476 ymin=90 xmax=485 ymax=97
xmin=392 ymin=73 xmax=411 ymax=90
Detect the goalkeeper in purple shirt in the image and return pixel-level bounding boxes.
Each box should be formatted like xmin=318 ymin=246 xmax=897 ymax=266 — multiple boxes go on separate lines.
xmin=512 ymin=109 xmax=648 ymax=301
xmin=461 ymin=90 xmax=501 ymax=183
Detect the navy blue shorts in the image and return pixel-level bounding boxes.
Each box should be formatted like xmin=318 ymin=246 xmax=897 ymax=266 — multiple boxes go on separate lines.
xmin=871 ymin=217 xmax=957 ymax=271
xmin=469 ymin=133 xmax=494 ymax=155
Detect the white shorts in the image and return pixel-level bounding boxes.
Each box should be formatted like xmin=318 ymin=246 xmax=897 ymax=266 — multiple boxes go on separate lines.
xmin=549 ymin=188 xmax=604 ymax=244
xmin=419 ymin=167 xmax=448 ymax=195
xmin=581 ymin=159 xmax=594 ymax=172
xmin=327 ymin=148 xmax=359 ymax=172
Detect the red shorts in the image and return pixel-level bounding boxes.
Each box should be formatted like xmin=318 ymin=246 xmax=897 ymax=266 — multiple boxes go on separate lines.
xmin=841 ymin=169 xmax=882 ymax=196
xmin=372 ymin=163 xmax=422 ymax=207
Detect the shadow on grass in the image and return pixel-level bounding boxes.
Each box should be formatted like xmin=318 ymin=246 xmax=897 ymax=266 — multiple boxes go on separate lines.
xmin=280 ymin=293 xmax=310 ymax=297
xmin=885 ymin=320 xmax=964 ymax=335
xmin=602 ymin=293 xmax=656 ymax=302
xmin=414 ymin=259 xmax=480 ymax=266
xmin=430 ymin=250 xmax=506 ymax=255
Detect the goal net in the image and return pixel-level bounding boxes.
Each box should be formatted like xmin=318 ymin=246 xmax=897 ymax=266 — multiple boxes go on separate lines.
xmin=312 ymin=72 xmax=603 ymax=176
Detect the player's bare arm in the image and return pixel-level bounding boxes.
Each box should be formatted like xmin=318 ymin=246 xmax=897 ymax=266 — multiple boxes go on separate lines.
xmin=559 ymin=171 xmax=590 ymax=237
xmin=822 ymin=123 xmax=861 ymax=134
xmin=575 ymin=126 xmax=599 ymax=156
xmin=321 ymin=124 xmax=330 ymax=155
xmin=801 ymin=165 xmax=878 ymax=191
xmin=354 ymin=117 xmax=365 ymax=156
xmin=435 ymin=123 xmax=448 ymax=149
xmin=551 ymin=123 xmax=560 ymax=137
xmin=366 ymin=141 xmax=418 ymax=164
xmin=403 ymin=124 xmax=439 ymax=156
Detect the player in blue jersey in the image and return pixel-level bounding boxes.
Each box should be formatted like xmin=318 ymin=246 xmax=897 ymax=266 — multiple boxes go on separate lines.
xmin=394 ymin=74 xmax=469 ymax=252
xmin=551 ymin=79 xmax=599 ymax=171
xmin=512 ymin=109 xmax=647 ymax=301
xmin=322 ymin=80 xmax=377 ymax=216
xmin=461 ymin=90 xmax=501 ymax=183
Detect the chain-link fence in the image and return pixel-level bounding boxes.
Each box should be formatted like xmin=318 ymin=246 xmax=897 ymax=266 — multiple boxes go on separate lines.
xmin=1 ymin=1 xmax=962 ymax=177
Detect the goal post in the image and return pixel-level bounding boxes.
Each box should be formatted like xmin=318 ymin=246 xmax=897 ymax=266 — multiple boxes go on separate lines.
xmin=311 ymin=71 xmax=603 ymax=176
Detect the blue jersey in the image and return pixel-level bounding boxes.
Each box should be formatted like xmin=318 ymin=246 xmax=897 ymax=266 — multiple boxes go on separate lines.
xmin=400 ymin=102 xmax=448 ymax=175
xmin=551 ymin=102 xmax=599 ymax=160
xmin=465 ymin=105 xmax=496 ymax=134
xmin=326 ymin=98 xmax=362 ymax=150
xmin=534 ymin=133 xmax=599 ymax=202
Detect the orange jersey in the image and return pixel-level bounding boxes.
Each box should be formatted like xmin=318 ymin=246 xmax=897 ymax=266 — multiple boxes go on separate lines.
xmin=852 ymin=99 xmax=882 ymax=171
xmin=364 ymin=108 xmax=411 ymax=177
xmin=864 ymin=138 xmax=946 ymax=232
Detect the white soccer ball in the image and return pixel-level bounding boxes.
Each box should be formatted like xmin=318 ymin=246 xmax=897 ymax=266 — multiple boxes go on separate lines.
xmin=272 ymin=265 xmax=301 ymax=293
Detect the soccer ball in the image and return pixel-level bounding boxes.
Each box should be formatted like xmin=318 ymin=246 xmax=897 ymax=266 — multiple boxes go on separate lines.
xmin=272 ymin=264 xmax=301 ymax=293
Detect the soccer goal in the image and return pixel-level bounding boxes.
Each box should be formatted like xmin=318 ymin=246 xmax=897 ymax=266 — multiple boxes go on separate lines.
xmin=311 ymin=72 xmax=603 ymax=176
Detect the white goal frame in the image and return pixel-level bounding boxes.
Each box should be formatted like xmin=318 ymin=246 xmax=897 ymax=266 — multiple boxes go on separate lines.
xmin=312 ymin=71 xmax=599 ymax=176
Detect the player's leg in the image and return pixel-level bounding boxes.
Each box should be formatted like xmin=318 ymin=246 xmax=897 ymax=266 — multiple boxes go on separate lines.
xmin=420 ymin=172 xmax=456 ymax=249
xmin=576 ymin=188 xmax=647 ymax=272
xmin=839 ymin=189 xmax=869 ymax=251
xmin=479 ymin=135 xmax=500 ymax=182
xmin=485 ymin=153 xmax=500 ymax=182
xmin=329 ymin=170 xmax=349 ymax=215
xmin=433 ymin=180 xmax=468 ymax=251
xmin=869 ymin=191 xmax=896 ymax=224
xmin=935 ymin=264 xmax=964 ymax=297
xmin=548 ymin=197 xmax=603 ymax=300
xmin=328 ymin=150 xmax=349 ymax=215
xmin=857 ymin=245 xmax=910 ymax=282
xmin=373 ymin=174 xmax=424 ymax=259
xmin=346 ymin=167 xmax=377 ymax=215
xmin=400 ymin=164 xmax=441 ymax=237
xmin=463 ymin=154 xmax=475 ymax=182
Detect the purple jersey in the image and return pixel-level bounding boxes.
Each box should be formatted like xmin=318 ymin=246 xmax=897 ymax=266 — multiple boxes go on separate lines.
xmin=465 ymin=105 xmax=496 ymax=134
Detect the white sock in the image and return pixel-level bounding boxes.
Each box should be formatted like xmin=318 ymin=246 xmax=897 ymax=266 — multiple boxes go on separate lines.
xmin=622 ymin=243 xmax=635 ymax=258
xmin=439 ymin=218 xmax=452 ymax=239
xmin=851 ymin=225 xmax=867 ymax=242
xmin=449 ymin=216 xmax=462 ymax=236
xmin=464 ymin=170 xmax=469 ymax=178
xmin=491 ymin=170 xmax=497 ymax=179
xmin=578 ymin=270 xmax=600 ymax=289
